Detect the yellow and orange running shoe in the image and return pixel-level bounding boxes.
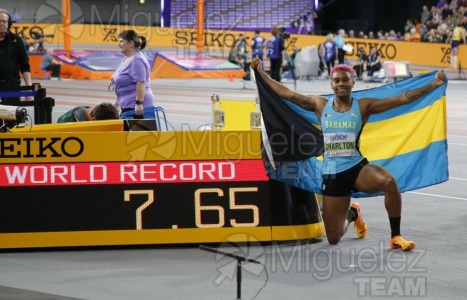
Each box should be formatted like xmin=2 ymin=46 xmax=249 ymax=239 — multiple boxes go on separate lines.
xmin=390 ymin=235 xmax=416 ymax=251
xmin=351 ymin=202 xmax=368 ymax=238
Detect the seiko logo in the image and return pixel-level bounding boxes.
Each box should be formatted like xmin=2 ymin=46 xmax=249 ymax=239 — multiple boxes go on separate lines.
xmin=347 ymin=42 xmax=397 ymax=59
xmin=0 ymin=137 xmax=84 ymax=158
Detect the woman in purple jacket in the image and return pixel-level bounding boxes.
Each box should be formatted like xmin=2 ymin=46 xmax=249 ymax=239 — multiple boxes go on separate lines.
xmin=111 ymin=30 xmax=154 ymax=118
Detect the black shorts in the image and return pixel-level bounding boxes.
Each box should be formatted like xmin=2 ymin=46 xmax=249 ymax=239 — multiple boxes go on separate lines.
xmin=321 ymin=158 xmax=369 ymax=197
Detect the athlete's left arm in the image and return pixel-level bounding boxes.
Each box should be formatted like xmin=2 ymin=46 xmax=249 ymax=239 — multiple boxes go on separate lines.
xmin=362 ymin=70 xmax=446 ymax=116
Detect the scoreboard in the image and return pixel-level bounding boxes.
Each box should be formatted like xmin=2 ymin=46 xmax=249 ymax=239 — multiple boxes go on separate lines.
xmin=0 ymin=127 xmax=323 ymax=249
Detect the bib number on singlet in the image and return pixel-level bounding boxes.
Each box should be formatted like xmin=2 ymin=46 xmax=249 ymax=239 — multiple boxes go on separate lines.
xmin=323 ymin=133 xmax=356 ymax=157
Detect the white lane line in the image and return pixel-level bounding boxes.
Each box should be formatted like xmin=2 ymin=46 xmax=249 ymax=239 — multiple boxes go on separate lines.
xmin=407 ymin=191 xmax=467 ymax=201
xmin=448 ymin=143 xmax=467 ymax=146
xmin=450 ymin=177 xmax=467 ymax=181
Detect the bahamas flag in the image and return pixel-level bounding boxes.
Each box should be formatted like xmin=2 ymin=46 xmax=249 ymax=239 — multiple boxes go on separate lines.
xmin=256 ymin=70 xmax=449 ymax=197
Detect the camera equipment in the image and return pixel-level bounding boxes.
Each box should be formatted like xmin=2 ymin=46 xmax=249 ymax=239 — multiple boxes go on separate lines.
xmin=0 ymin=105 xmax=28 ymax=132
xmin=278 ymin=27 xmax=290 ymax=40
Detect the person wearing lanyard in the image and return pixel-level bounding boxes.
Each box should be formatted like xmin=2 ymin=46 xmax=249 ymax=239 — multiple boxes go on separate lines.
xmin=111 ymin=30 xmax=154 ymax=118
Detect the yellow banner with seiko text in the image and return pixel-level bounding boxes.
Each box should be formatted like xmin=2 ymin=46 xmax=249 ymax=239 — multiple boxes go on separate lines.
xmin=2 ymin=128 xmax=263 ymax=163
xmin=13 ymin=23 xmax=465 ymax=68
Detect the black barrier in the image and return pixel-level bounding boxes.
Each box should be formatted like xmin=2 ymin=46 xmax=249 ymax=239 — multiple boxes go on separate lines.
xmin=0 ymin=83 xmax=55 ymax=125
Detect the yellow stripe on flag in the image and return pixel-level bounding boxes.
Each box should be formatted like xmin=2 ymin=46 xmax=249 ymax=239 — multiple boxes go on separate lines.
xmin=361 ymin=97 xmax=446 ymax=161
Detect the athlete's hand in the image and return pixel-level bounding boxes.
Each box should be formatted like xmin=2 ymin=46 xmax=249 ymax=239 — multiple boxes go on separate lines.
xmin=434 ymin=69 xmax=446 ymax=86
xmin=250 ymin=56 xmax=263 ymax=72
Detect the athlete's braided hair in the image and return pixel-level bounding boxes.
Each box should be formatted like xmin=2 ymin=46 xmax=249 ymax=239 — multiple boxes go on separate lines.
xmin=330 ymin=64 xmax=356 ymax=78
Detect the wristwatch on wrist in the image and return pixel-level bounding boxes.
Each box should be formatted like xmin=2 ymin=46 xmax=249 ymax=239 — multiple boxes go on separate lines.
xmin=135 ymin=100 xmax=143 ymax=105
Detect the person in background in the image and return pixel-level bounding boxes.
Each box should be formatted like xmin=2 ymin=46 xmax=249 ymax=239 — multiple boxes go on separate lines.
xmin=10 ymin=7 xmax=21 ymax=23
xmin=233 ymin=33 xmax=250 ymax=80
xmin=57 ymin=103 xmax=119 ymax=123
xmin=251 ymin=29 xmax=266 ymax=61
xmin=0 ymin=8 xmax=31 ymax=105
xmin=319 ymin=33 xmax=337 ymax=77
xmin=266 ymin=26 xmax=285 ymax=82
xmin=404 ymin=27 xmax=421 ymax=42
xmin=352 ymin=47 xmax=367 ymax=79
xmin=335 ymin=29 xmax=346 ymax=64
xmin=364 ymin=46 xmax=382 ymax=78
xmin=421 ymin=5 xmax=432 ymax=23
xmin=40 ymin=48 xmax=61 ymax=80
xmin=284 ymin=45 xmax=300 ymax=89
xmin=111 ymin=30 xmax=154 ymax=118
xmin=451 ymin=17 xmax=466 ymax=69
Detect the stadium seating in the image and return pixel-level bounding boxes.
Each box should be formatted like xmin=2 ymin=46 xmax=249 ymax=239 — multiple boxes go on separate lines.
xmin=170 ymin=0 xmax=312 ymax=30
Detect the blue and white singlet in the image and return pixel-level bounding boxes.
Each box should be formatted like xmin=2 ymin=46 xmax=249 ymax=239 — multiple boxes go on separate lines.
xmin=320 ymin=98 xmax=365 ymax=174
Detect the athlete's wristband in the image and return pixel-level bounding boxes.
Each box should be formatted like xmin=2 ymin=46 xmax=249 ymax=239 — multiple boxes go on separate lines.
xmin=135 ymin=100 xmax=143 ymax=105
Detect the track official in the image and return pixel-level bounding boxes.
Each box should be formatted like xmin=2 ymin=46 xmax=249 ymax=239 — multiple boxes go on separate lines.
xmin=0 ymin=8 xmax=32 ymax=104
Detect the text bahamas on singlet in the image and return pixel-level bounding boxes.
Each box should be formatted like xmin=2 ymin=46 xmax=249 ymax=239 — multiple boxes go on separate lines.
xmin=324 ymin=120 xmax=357 ymax=129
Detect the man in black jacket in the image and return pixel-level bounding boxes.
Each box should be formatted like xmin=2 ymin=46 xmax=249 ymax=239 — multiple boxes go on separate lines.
xmin=0 ymin=8 xmax=32 ymax=105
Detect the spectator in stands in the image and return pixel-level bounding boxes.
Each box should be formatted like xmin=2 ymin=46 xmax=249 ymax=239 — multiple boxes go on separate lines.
xmin=0 ymin=8 xmax=32 ymax=105
xmin=438 ymin=23 xmax=450 ymax=42
xmin=404 ymin=27 xmax=421 ymax=42
xmin=111 ymin=30 xmax=154 ymax=118
xmin=388 ymin=30 xmax=399 ymax=40
xmin=368 ymin=31 xmax=375 ymax=39
xmin=451 ymin=17 xmax=466 ymax=69
xmin=320 ymin=34 xmax=337 ymax=77
xmin=458 ymin=0 xmax=467 ymax=9
xmin=298 ymin=11 xmax=313 ymax=34
xmin=353 ymin=47 xmax=367 ymax=79
xmin=437 ymin=0 xmax=448 ymax=9
xmin=431 ymin=6 xmax=442 ymax=25
xmin=335 ymin=29 xmax=346 ymax=64
xmin=266 ymin=26 xmax=285 ymax=82
xmin=423 ymin=28 xmax=443 ymax=42
xmin=348 ymin=30 xmax=355 ymax=38
xmin=364 ymin=46 xmax=381 ymax=78
xmin=40 ymin=48 xmax=61 ymax=80
xmin=459 ymin=7 xmax=467 ymax=16
xmin=57 ymin=103 xmax=119 ymax=123
xmin=404 ymin=19 xmax=415 ymax=34
xmin=251 ymin=29 xmax=266 ymax=61
xmin=421 ymin=5 xmax=432 ymax=23
xmin=441 ymin=3 xmax=453 ymax=20
xmin=377 ymin=30 xmax=385 ymax=40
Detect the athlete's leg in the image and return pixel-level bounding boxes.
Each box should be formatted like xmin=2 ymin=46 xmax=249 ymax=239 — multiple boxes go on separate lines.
xmin=354 ymin=164 xmax=401 ymax=217
xmin=322 ymin=195 xmax=351 ymax=244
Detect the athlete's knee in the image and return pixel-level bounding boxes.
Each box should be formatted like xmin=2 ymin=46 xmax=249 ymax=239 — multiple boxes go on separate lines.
xmin=326 ymin=232 xmax=342 ymax=245
xmin=381 ymin=174 xmax=398 ymax=191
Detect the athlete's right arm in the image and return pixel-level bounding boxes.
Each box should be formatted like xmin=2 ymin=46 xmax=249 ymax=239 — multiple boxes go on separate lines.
xmin=250 ymin=56 xmax=322 ymax=111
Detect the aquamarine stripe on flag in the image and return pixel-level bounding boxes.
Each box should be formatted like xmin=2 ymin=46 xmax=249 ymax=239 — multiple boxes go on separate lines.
xmin=284 ymin=71 xmax=446 ymax=125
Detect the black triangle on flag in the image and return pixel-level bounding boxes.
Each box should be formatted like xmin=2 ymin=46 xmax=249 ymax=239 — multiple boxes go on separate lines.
xmin=254 ymin=69 xmax=324 ymax=166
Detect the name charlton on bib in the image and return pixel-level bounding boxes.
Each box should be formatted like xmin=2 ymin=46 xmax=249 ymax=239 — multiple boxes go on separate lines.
xmin=323 ymin=132 xmax=357 ymax=157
